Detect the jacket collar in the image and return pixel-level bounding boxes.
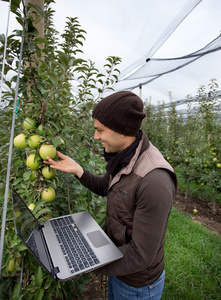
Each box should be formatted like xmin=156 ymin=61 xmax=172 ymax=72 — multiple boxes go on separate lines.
xmin=108 ymin=131 xmax=150 ymax=189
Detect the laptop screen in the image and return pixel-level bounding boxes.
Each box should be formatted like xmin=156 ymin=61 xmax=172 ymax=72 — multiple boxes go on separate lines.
xmin=12 ymin=189 xmax=40 ymax=257
xmin=11 ymin=188 xmax=57 ymax=279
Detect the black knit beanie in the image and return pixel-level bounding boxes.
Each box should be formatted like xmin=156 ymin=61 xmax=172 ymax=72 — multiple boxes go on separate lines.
xmin=92 ymin=91 xmax=146 ymax=136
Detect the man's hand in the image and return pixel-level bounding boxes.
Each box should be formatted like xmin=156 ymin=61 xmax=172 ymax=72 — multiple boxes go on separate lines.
xmin=43 ymin=151 xmax=84 ymax=178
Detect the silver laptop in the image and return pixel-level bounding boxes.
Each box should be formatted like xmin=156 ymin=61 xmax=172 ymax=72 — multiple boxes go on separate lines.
xmin=11 ymin=188 xmax=123 ymax=280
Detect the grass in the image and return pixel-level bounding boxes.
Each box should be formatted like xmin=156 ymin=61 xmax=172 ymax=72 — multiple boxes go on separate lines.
xmin=163 ymin=207 xmax=221 ymax=299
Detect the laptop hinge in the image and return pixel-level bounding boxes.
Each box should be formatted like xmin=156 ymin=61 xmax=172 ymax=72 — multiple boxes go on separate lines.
xmin=37 ymin=224 xmax=44 ymax=231
xmin=51 ymin=266 xmax=60 ymax=277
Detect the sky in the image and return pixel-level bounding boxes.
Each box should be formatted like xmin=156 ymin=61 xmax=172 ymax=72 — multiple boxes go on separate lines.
xmin=1 ymin=0 xmax=221 ymax=105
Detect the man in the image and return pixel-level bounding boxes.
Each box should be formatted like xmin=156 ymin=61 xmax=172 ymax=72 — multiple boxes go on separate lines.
xmin=44 ymin=91 xmax=177 ymax=300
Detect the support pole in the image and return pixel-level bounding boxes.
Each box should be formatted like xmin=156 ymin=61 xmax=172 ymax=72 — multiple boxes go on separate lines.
xmin=0 ymin=0 xmax=12 ymax=103
xmin=139 ymin=84 xmax=142 ymax=100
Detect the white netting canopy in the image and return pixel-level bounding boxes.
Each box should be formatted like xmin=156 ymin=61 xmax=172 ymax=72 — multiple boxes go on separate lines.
xmin=114 ymin=34 xmax=221 ymax=91
xmin=1 ymin=0 xmax=221 ymax=103
xmin=52 ymin=0 xmax=221 ymax=102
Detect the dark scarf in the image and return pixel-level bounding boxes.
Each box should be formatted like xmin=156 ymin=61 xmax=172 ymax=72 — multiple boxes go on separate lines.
xmin=104 ymin=130 xmax=142 ymax=177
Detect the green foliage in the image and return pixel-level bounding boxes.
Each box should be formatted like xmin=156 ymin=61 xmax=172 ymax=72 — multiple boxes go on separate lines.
xmin=142 ymin=79 xmax=221 ymax=205
xmin=175 ymin=165 xmax=221 ymax=205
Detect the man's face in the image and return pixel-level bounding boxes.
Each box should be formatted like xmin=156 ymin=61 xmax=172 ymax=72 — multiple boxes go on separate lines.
xmin=93 ymin=119 xmax=130 ymax=153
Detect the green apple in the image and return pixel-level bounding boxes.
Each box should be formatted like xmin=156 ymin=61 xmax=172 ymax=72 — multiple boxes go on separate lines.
xmin=213 ymin=157 xmax=217 ymax=162
xmin=28 ymin=135 xmax=41 ymax=148
xmin=39 ymin=145 xmax=57 ymax=160
xmin=42 ymin=166 xmax=56 ymax=179
xmin=38 ymin=124 xmax=43 ymax=133
xmin=29 ymin=171 xmax=38 ymax=181
xmin=193 ymin=208 xmax=198 ymax=214
xmin=23 ymin=118 xmax=36 ymax=130
xmin=41 ymin=187 xmax=56 ymax=202
xmin=28 ymin=203 xmax=35 ymax=211
xmin=38 ymin=124 xmax=51 ymax=135
xmin=13 ymin=133 xmax=28 ymax=149
xmin=217 ymin=163 xmax=221 ymax=168
xmin=26 ymin=154 xmax=41 ymax=170
xmin=16 ymin=256 xmax=22 ymax=266
xmin=8 ymin=258 xmax=15 ymax=272
xmin=58 ymin=137 xmax=65 ymax=146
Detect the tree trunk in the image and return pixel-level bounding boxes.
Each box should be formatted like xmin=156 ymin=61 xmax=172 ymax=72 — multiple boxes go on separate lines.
xmin=26 ymin=0 xmax=46 ymax=125
xmin=28 ymin=0 xmax=44 ymax=45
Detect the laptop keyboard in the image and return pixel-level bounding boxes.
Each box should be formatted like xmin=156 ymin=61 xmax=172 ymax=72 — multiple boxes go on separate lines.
xmin=50 ymin=216 xmax=100 ymax=274
xmin=26 ymin=233 xmax=40 ymax=259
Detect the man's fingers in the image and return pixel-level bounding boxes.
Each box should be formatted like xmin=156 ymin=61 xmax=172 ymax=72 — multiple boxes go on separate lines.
xmin=56 ymin=151 xmax=67 ymax=159
xmin=44 ymin=157 xmax=55 ymax=164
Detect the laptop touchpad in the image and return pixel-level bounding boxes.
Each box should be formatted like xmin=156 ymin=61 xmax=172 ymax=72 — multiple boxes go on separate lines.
xmin=87 ymin=230 xmax=110 ymax=248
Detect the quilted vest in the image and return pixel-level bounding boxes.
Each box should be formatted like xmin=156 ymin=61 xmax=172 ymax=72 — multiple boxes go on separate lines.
xmin=105 ymin=138 xmax=176 ymax=246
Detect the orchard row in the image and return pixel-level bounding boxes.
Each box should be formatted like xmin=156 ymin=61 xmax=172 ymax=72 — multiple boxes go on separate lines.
xmin=142 ymin=83 xmax=221 ymax=202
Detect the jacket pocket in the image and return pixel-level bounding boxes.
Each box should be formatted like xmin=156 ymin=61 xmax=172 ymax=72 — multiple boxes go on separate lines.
xmin=106 ymin=215 xmax=126 ymax=247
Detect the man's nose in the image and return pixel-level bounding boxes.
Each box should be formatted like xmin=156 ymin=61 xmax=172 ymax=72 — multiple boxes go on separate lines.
xmin=94 ymin=130 xmax=100 ymax=140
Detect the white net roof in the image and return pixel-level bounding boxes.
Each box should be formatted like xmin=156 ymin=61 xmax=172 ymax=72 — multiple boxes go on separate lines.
xmin=1 ymin=0 xmax=221 ymax=103
xmin=114 ymin=35 xmax=221 ymax=90
xmin=52 ymin=0 xmax=220 ymax=103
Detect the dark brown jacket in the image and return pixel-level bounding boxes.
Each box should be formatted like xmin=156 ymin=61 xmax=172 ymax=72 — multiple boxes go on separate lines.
xmin=79 ymin=131 xmax=177 ymax=287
